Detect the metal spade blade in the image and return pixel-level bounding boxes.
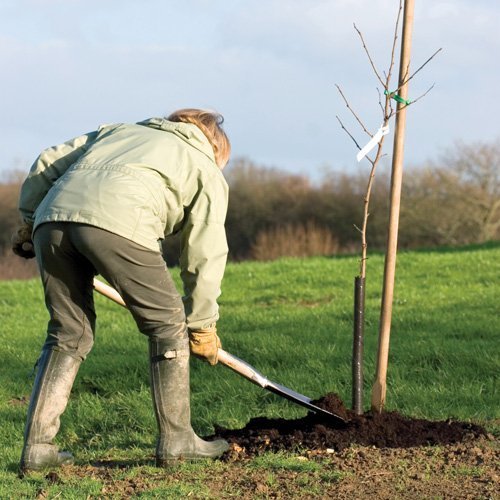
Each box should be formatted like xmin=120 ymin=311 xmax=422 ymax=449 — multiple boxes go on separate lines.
xmin=217 ymin=349 xmax=347 ymax=425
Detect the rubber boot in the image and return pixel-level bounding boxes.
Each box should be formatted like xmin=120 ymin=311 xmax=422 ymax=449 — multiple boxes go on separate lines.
xmin=149 ymin=340 xmax=229 ymax=466
xmin=20 ymin=349 xmax=81 ymax=473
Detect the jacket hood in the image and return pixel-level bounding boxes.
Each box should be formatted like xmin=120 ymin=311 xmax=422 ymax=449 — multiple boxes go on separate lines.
xmin=137 ymin=117 xmax=216 ymax=164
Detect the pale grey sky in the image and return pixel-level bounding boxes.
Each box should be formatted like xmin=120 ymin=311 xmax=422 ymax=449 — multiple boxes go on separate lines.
xmin=1 ymin=0 xmax=499 ymax=178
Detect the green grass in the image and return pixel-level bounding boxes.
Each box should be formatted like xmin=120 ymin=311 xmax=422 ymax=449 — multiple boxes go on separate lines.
xmin=0 ymin=243 xmax=498 ymax=497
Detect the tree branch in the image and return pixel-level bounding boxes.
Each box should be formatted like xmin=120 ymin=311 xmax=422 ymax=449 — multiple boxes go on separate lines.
xmin=353 ymin=23 xmax=385 ymax=88
xmin=388 ymin=83 xmax=436 ymax=118
xmin=377 ymin=87 xmax=385 ymax=114
xmin=336 ymin=115 xmax=362 ymax=151
xmin=335 ymin=84 xmax=373 ymax=138
xmin=407 ymin=83 xmax=436 ymax=105
xmin=386 ymin=0 xmax=403 ymax=89
xmin=398 ymin=48 xmax=443 ymax=90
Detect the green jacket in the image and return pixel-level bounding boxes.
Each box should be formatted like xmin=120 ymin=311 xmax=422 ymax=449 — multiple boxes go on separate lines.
xmin=19 ymin=118 xmax=229 ymax=330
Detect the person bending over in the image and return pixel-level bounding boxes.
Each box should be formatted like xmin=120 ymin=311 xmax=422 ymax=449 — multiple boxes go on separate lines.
xmin=13 ymin=108 xmax=231 ymax=472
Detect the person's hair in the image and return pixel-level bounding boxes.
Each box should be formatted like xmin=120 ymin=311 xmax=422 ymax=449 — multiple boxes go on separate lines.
xmin=167 ymin=108 xmax=231 ymax=168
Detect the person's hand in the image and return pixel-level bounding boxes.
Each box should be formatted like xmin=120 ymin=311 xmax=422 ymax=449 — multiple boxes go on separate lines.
xmin=188 ymin=324 xmax=221 ymax=365
xmin=12 ymin=222 xmax=35 ymax=259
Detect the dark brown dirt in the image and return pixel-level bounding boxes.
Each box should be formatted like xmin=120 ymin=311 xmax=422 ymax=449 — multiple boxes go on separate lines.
xmin=214 ymin=393 xmax=488 ymax=460
xmin=55 ymin=435 xmax=499 ymax=499
xmin=34 ymin=394 xmax=498 ymax=498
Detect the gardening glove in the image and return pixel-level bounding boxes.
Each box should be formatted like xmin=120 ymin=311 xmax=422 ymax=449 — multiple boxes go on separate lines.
xmin=188 ymin=324 xmax=221 ymax=366
xmin=11 ymin=222 xmax=35 ymax=259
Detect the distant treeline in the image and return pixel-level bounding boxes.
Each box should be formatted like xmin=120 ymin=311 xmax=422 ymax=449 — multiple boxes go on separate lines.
xmin=1 ymin=139 xmax=498 ymax=276
xmin=222 ymin=138 xmax=499 ymax=261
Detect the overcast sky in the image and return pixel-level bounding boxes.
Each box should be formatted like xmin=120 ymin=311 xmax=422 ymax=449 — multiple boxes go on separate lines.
xmin=1 ymin=0 xmax=499 ymax=179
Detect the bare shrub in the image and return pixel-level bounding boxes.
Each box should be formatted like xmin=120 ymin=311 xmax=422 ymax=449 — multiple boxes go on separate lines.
xmin=0 ymin=181 xmax=23 ymax=252
xmin=401 ymin=139 xmax=500 ymax=247
xmin=316 ymin=169 xmax=391 ymax=251
xmin=0 ymin=250 xmax=38 ymax=280
xmin=250 ymin=222 xmax=339 ymax=261
xmin=226 ymin=158 xmax=313 ymax=259
xmin=442 ymin=139 xmax=500 ymax=243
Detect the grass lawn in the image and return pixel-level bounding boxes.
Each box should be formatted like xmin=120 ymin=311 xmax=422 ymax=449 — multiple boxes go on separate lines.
xmin=0 ymin=242 xmax=498 ymax=497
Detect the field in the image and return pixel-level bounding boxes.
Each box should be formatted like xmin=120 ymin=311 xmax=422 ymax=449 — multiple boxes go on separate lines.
xmin=0 ymin=243 xmax=498 ymax=498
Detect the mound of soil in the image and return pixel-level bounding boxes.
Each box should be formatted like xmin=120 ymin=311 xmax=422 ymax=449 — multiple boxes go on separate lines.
xmin=215 ymin=393 xmax=487 ymax=459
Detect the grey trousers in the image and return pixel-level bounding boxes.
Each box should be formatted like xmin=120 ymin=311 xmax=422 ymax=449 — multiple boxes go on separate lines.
xmin=34 ymin=222 xmax=188 ymax=360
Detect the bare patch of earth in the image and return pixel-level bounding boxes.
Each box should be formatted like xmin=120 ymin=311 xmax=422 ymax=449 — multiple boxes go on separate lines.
xmin=34 ymin=395 xmax=499 ymax=498
xmin=43 ymin=437 xmax=498 ymax=499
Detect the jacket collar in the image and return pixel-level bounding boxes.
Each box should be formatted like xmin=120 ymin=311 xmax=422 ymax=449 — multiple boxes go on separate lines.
xmin=137 ymin=117 xmax=216 ymax=164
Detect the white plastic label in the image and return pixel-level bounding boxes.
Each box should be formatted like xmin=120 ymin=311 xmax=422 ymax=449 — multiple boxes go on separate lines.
xmin=356 ymin=125 xmax=390 ymax=162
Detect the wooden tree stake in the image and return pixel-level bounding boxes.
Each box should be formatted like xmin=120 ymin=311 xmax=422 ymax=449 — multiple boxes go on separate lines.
xmin=371 ymin=0 xmax=415 ymax=413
